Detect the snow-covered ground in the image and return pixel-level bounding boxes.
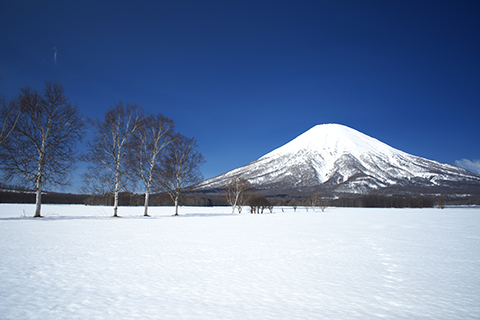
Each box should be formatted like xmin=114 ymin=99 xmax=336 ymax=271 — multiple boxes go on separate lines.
xmin=1 ymin=204 xmax=479 ymax=319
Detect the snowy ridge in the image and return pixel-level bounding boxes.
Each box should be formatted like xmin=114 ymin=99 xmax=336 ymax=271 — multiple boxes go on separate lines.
xmin=198 ymin=124 xmax=480 ymax=196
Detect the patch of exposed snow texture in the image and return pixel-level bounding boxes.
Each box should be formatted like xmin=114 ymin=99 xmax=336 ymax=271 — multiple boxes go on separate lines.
xmin=198 ymin=123 xmax=480 ymax=193
xmin=1 ymin=204 xmax=479 ymax=319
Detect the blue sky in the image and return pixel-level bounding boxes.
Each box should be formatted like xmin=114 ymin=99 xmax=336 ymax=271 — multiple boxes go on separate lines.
xmin=1 ymin=0 xmax=480 ymax=191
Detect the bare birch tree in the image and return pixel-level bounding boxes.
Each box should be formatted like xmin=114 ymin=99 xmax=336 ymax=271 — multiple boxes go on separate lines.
xmin=223 ymin=176 xmax=252 ymax=213
xmin=127 ymin=113 xmax=174 ymax=216
xmin=1 ymin=82 xmax=84 ymax=217
xmin=82 ymin=102 xmax=141 ymax=217
xmin=307 ymin=191 xmax=319 ymax=211
xmin=157 ymin=133 xmax=205 ymax=216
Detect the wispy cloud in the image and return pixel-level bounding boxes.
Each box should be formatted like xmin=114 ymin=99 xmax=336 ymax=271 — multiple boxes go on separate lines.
xmin=53 ymin=46 xmax=57 ymax=66
xmin=455 ymin=159 xmax=480 ymax=174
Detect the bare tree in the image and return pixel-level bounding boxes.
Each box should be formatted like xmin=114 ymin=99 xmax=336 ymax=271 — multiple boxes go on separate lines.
xmin=82 ymin=102 xmax=141 ymax=217
xmin=438 ymin=195 xmax=446 ymax=209
xmin=157 ymin=133 xmax=205 ymax=216
xmin=248 ymin=192 xmax=272 ymax=214
xmin=0 ymin=96 xmax=21 ymax=145
xmin=127 ymin=112 xmax=174 ymax=216
xmin=1 ymin=82 xmax=84 ymax=217
xmin=307 ymin=191 xmax=319 ymax=211
xmin=289 ymin=199 xmax=298 ymax=212
xmin=223 ymin=176 xmax=252 ymax=213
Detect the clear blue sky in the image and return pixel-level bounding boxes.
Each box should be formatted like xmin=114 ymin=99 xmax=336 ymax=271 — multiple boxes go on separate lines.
xmin=1 ymin=0 xmax=480 ymax=191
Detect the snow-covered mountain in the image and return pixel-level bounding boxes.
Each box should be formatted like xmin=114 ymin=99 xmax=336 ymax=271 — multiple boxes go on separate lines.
xmin=197 ymin=124 xmax=480 ymax=197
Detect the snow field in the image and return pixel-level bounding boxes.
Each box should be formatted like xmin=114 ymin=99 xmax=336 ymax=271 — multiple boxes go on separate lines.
xmin=0 ymin=204 xmax=479 ymax=319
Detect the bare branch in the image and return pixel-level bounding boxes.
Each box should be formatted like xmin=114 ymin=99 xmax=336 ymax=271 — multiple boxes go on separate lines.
xmin=0 ymin=96 xmax=22 ymax=145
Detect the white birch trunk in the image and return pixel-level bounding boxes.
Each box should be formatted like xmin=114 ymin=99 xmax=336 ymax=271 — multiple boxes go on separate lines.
xmin=34 ymin=177 xmax=42 ymax=217
xmin=34 ymin=149 xmax=45 ymax=218
xmin=143 ymin=160 xmax=155 ymax=216
xmin=233 ymin=191 xmax=240 ymax=213
xmin=144 ymin=185 xmax=150 ymax=216
xmin=174 ymin=194 xmax=179 ymax=216
xmin=113 ymin=171 xmax=120 ymax=217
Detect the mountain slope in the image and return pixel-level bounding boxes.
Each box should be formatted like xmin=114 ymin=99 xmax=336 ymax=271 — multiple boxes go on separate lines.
xmin=197 ymin=124 xmax=480 ymax=197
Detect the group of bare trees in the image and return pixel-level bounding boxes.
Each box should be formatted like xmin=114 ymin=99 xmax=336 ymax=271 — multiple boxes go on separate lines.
xmin=223 ymin=176 xmax=274 ymax=214
xmin=0 ymin=81 xmax=204 ymax=217
xmin=222 ymin=179 xmax=328 ymax=213
xmin=81 ymin=102 xmax=204 ymax=217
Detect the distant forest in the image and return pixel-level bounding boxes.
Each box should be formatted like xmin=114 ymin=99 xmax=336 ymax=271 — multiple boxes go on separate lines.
xmin=0 ymin=183 xmax=213 ymax=207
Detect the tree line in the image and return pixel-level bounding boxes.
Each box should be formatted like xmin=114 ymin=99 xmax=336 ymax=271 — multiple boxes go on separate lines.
xmin=0 ymin=81 xmax=204 ymax=217
xmin=360 ymin=194 xmax=435 ymax=208
xmin=221 ymin=176 xmax=439 ymax=211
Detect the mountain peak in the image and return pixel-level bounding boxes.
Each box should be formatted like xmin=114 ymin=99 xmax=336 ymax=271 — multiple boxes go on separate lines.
xmin=198 ymin=123 xmax=480 ymax=197
xmin=262 ymin=123 xmax=401 ymax=160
